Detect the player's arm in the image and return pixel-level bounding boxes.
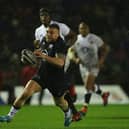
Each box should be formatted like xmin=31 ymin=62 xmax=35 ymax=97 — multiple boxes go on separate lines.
xmin=33 ymin=28 xmax=41 ymax=49
xmin=34 ymin=49 xmax=65 ymax=67
xmin=67 ymin=46 xmax=80 ymax=64
xmin=33 ymin=40 xmax=40 ymax=49
xmin=65 ymin=30 xmax=77 ymax=47
xmin=98 ymin=42 xmax=110 ymax=67
xmin=60 ymin=23 xmax=77 ymax=47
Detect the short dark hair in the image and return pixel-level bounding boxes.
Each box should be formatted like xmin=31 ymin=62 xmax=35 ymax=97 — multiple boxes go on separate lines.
xmin=48 ymin=24 xmax=60 ymax=31
xmin=39 ymin=8 xmax=50 ymax=16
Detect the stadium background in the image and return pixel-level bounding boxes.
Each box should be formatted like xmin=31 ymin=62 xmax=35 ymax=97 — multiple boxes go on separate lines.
xmin=0 ymin=1 xmax=129 ymax=129
xmin=0 ymin=0 xmax=129 ymax=103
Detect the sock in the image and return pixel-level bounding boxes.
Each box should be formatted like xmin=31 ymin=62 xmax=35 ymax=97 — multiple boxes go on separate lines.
xmin=94 ymin=84 xmax=102 ymax=95
xmin=69 ymin=85 xmax=76 ymax=97
xmin=8 ymin=106 xmax=20 ymax=118
xmin=69 ymin=85 xmax=77 ymax=103
xmin=84 ymin=92 xmax=92 ymax=106
xmin=64 ymin=108 xmax=71 ymax=118
xmin=64 ymin=92 xmax=78 ymax=114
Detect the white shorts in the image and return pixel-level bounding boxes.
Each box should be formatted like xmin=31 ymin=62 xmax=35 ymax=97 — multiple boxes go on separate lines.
xmin=79 ymin=64 xmax=99 ymax=84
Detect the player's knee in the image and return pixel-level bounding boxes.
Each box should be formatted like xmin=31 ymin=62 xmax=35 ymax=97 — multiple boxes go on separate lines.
xmin=55 ymin=101 xmax=61 ymax=107
xmin=55 ymin=100 xmax=65 ymax=108
xmin=86 ymin=84 xmax=93 ymax=90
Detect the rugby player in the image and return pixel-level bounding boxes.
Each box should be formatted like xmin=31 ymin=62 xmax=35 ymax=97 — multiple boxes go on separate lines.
xmin=34 ymin=7 xmax=77 ymax=104
xmin=67 ymin=22 xmax=110 ymax=117
xmin=0 ymin=24 xmax=74 ymax=127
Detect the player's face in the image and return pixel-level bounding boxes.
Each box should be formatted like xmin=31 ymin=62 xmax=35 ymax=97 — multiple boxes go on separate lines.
xmin=40 ymin=15 xmax=51 ymax=27
xmin=79 ymin=23 xmax=89 ymax=37
xmin=46 ymin=28 xmax=59 ymax=42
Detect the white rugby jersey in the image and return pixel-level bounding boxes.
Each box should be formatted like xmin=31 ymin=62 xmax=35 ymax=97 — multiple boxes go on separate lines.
xmin=35 ymin=20 xmax=70 ymax=43
xmin=74 ymin=33 xmax=104 ymax=67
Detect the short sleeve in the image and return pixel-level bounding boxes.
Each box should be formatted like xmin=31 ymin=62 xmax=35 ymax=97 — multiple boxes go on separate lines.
xmin=88 ymin=34 xmax=104 ymax=47
xmin=56 ymin=39 xmax=67 ymax=54
xmin=35 ymin=29 xmax=39 ymax=41
xmin=92 ymin=34 xmax=104 ymax=47
xmin=59 ymin=23 xmax=70 ymax=37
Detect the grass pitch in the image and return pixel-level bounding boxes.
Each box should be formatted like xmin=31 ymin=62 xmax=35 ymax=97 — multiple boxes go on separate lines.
xmin=0 ymin=104 xmax=129 ymax=129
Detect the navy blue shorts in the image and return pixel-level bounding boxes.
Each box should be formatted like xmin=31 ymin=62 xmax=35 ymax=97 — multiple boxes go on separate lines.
xmin=32 ymin=74 xmax=69 ymax=97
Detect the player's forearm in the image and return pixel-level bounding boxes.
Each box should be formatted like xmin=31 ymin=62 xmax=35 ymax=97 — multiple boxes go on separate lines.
xmin=33 ymin=40 xmax=40 ymax=49
xmin=34 ymin=50 xmax=65 ymax=67
xmin=65 ymin=31 xmax=77 ymax=46
xmin=99 ymin=44 xmax=110 ymax=63
xmin=43 ymin=55 xmax=65 ymax=67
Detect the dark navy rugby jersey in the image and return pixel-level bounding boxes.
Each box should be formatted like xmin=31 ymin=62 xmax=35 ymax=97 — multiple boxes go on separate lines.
xmin=38 ymin=37 xmax=67 ymax=81
xmin=40 ymin=37 xmax=66 ymax=57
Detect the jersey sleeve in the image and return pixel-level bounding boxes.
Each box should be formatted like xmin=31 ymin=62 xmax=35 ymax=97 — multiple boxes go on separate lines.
xmin=56 ymin=40 xmax=67 ymax=55
xmin=93 ymin=34 xmax=104 ymax=47
xmin=35 ymin=29 xmax=40 ymax=41
xmin=59 ymin=23 xmax=70 ymax=37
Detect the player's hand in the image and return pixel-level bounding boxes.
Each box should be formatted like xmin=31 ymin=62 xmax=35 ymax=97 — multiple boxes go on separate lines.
xmin=34 ymin=49 xmax=46 ymax=59
xmin=67 ymin=47 xmax=75 ymax=60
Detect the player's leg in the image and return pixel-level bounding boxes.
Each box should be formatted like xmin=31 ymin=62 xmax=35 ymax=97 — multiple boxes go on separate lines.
xmin=68 ymin=84 xmax=77 ymax=103
xmin=0 ymin=80 xmax=42 ymax=122
xmin=38 ymin=89 xmax=44 ymax=105
xmin=64 ymin=54 xmax=77 ymax=103
xmin=90 ymin=67 xmax=110 ymax=106
xmin=64 ymin=91 xmax=81 ymax=121
xmin=13 ymin=80 xmax=42 ymax=108
xmin=80 ymin=73 xmax=96 ymax=116
xmin=101 ymin=91 xmax=110 ymax=106
xmin=64 ymin=91 xmax=77 ymax=114
xmin=54 ymin=94 xmax=72 ymax=127
xmin=3 ymin=84 xmax=15 ymax=104
xmin=64 ymin=78 xmax=81 ymax=121
xmin=94 ymin=84 xmax=110 ymax=106
xmin=79 ymin=64 xmax=96 ymax=116
xmin=63 ymin=73 xmax=81 ymax=121
xmin=63 ymin=75 xmax=80 ymax=121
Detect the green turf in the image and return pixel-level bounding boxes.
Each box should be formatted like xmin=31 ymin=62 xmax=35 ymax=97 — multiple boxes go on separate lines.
xmin=0 ymin=105 xmax=129 ymax=129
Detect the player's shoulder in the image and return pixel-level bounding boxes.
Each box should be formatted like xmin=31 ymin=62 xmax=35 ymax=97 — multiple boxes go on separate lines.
xmin=74 ymin=35 xmax=82 ymax=46
xmin=51 ymin=20 xmax=69 ymax=28
xmin=77 ymin=34 xmax=82 ymax=39
xmin=88 ymin=33 xmax=101 ymax=39
xmin=77 ymin=34 xmax=86 ymax=41
xmin=57 ymin=37 xmax=65 ymax=46
xmin=88 ymin=33 xmax=104 ymax=45
xmin=35 ymin=24 xmax=45 ymax=32
xmin=56 ymin=37 xmax=66 ymax=49
xmin=51 ymin=20 xmax=60 ymax=26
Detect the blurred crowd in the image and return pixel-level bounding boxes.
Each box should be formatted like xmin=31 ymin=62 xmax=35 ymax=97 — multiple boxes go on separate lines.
xmin=0 ymin=0 xmax=129 ymax=104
